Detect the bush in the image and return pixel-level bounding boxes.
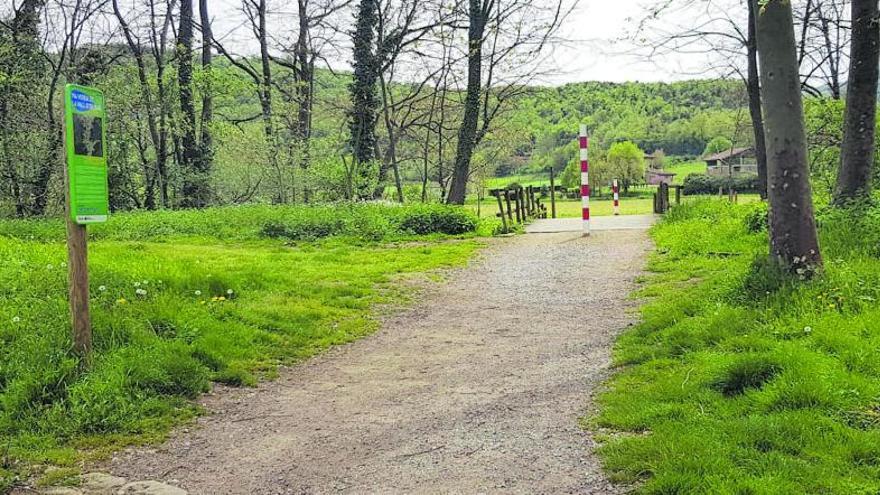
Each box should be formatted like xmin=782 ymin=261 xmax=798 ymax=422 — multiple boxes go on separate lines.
xmin=395 ymin=205 xmax=478 ymax=235
xmin=743 ymin=201 xmax=768 ymax=233
xmin=682 ymin=173 xmax=761 ymax=195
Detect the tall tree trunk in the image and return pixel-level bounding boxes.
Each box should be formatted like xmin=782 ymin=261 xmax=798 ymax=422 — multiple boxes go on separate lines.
xmin=295 ymin=0 xmax=314 ymax=201
xmin=199 ymin=0 xmax=214 ymax=171
xmin=756 ymin=0 xmax=822 ymax=274
xmin=834 ymin=0 xmax=880 ymax=204
xmin=349 ymin=0 xmax=379 ymax=199
xmin=179 ymin=0 xmax=207 ymax=207
xmin=447 ymin=0 xmax=487 ymax=205
xmin=747 ymin=0 xmax=768 ymax=200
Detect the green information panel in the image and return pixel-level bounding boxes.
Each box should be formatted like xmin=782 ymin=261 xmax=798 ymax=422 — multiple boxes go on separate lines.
xmin=64 ymin=84 xmax=109 ymax=224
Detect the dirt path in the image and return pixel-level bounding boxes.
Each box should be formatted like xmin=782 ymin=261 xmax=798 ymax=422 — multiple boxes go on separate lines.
xmin=109 ymin=229 xmax=652 ymax=494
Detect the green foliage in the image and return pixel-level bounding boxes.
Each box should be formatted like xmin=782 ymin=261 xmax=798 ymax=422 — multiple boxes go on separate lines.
xmin=703 ymin=136 xmax=733 ymax=155
xmin=743 ymin=201 xmax=769 ymax=233
xmin=681 ymin=173 xmax=761 ymax=195
xmin=596 ymin=199 xmax=880 ymax=493
xmin=605 ymin=141 xmax=646 ymax=187
xmin=258 ymin=203 xmax=478 ymax=240
xmin=0 ymin=203 xmax=483 ymax=486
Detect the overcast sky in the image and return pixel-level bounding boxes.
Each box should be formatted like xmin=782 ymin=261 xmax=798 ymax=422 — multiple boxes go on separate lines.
xmin=207 ymin=0 xmax=719 ymax=85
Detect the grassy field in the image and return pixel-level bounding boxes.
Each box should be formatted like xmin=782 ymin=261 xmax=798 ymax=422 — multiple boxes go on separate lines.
xmin=664 ymin=160 xmax=707 ymax=184
xmin=595 ymin=199 xmax=880 ymax=493
xmin=0 ymin=203 xmax=488 ymax=489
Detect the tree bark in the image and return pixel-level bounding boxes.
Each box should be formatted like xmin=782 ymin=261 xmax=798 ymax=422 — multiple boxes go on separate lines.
xmin=756 ymin=0 xmax=822 ymax=274
xmin=447 ymin=0 xmax=488 ymax=205
xmin=747 ymin=0 xmax=768 ymax=200
xmin=199 ymin=0 xmax=214 ymax=172
xmin=179 ymin=0 xmax=208 ymax=207
xmin=834 ymin=0 xmax=880 ymax=204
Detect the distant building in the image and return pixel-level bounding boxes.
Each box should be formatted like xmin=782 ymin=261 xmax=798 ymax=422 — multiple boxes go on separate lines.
xmin=704 ymin=147 xmax=758 ymax=177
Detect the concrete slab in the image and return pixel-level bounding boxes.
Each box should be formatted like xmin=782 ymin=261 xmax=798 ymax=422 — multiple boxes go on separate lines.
xmin=525 ymin=214 xmax=657 ymax=233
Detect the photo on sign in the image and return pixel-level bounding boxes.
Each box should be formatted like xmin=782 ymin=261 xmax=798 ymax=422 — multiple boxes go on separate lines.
xmin=72 ymin=114 xmax=104 ymax=158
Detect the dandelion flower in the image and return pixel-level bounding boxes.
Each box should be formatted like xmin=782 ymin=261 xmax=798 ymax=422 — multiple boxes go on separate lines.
xmin=117 ymin=298 xmax=128 ymax=305
xmin=98 ymin=285 xmax=107 ymax=292
xmin=227 ymin=289 xmax=234 ymax=295
xmin=218 ymin=296 xmax=226 ymax=302
xmin=46 ymin=264 xmax=54 ymax=270
xmin=195 ymin=290 xmax=202 ymax=296
xmin=135 ymin=288 xmax=147 ymax=296
xmin=134 ymin=281 xmax=141 ymax=288
xmin=12 ymin=316 xmax=20 ymax=323
xmin=804 ymin=326 xmax=812 ymax=333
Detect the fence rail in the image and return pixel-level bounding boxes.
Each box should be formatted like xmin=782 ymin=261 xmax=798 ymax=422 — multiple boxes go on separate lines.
xmin=490 ymin=186 xmax=547 ymax=232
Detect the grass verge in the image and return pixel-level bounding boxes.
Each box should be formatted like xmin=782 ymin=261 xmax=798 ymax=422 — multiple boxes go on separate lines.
xmin=0 ymin=203 xmax=487 ymax=490
xmin=594 ymin=199 xmax=880 ymax=494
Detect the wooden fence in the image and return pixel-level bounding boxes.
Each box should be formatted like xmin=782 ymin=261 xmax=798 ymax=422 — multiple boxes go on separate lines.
xmin=490 ymin=186 xmax=548 ymax=232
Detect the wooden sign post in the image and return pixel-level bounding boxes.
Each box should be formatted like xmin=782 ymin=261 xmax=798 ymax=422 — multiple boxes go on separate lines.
xmin=63 ymin=84 xmax=109 ymax=358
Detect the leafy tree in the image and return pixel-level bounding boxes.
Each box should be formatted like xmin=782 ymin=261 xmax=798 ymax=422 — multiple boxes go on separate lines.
xmin=703 ymin=136 xmax=733 ymax=156
xmin=606 ymin=141 xmax=646 ymax=190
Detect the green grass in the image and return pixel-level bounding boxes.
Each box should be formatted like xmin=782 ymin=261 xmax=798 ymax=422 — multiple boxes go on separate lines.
xmin=664 ymin=161 xmax=707 ymax=184
xmin=594 ymin=199 xmax=880 ymax=494
xmin=0 ymin=203 xmax=487 ymax=489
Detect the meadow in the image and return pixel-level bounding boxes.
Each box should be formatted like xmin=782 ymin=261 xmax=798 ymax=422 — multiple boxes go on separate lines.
xmin=595 ymin=199 xmax=880 ymax=493
xmin=0 ymin=203 xmax=488 ymax=489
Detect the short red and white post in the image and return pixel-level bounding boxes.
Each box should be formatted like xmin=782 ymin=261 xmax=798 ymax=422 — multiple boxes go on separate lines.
xmin=612 ymin=179 xmax=620 ymax=216
xmin=579 ymin=124 xmax=590 ymax=236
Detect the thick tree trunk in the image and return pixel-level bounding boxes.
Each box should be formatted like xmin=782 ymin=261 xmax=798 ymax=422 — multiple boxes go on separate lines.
xmin=179 ymin=0 xmax=208 ymax=207
xmin=756 ymin=0 xmax=822 ymax=274
xmin=834 ymin=0 xmax=880 ymax=204
xmin=447 ymin=0 xmax=486 ymax=205
xmin=747 ymin=0 xmax=768 ymax=199
xmin=349 ymin=0 xmax=380 ymax=200
xmin=199 ymin=0 xmax=213 ymax=171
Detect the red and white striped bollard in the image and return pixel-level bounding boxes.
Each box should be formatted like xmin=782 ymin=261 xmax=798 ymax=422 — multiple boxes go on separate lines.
xmin=612 ymin=179 xmax=620 ymax=216
xmin=579 ymin=124 xmax=590 ymax=236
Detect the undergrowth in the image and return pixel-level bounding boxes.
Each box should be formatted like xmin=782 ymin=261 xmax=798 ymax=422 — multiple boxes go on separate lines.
xmin=0 ymin=202 xmax=487 ymax=489
xmin=595 ymin=199 xmax=880 ymax=494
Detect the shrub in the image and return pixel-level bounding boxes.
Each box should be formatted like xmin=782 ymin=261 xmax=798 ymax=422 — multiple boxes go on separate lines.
xmin=396 ymin=205 xmax=478 ymax=235
xmin=743 ymin=201 xmax=768 ymax=233
xmin=682 ymin=173 xmax=761 ymax=195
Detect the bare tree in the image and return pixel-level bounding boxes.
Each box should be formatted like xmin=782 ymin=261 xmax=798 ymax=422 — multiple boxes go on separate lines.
xmin=446 ymin=0 xmax=566 ymax=204
xmin=757 ymin=0 xmax=822 ymax=274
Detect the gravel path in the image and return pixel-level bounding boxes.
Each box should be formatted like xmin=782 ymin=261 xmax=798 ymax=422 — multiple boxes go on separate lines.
xmin=109 ymin=229 xmax=651 ymax=494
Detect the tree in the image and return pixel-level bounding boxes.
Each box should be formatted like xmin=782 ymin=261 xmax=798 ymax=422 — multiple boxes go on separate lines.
xmin=198 ymin=0 xmax=213 ymax=173
xmin=747 ymin=0 xmax=768 ymax=199
xmin=606 ymin=141 xmax=646 ymax=191
xmin=703 ymin=136 xmax=734 ymax=155
xmin=756 ymin=0 xmax=822 ymax=274
xmin=834 ymin=0 xmax=879 ymax=204
xmin=446 ymin=0 xmax=566 ymax=204
xmin=348 ymin=0 xmax=380 ymax=199
xmin=178 ymin=0 xmax=209 ymax=207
